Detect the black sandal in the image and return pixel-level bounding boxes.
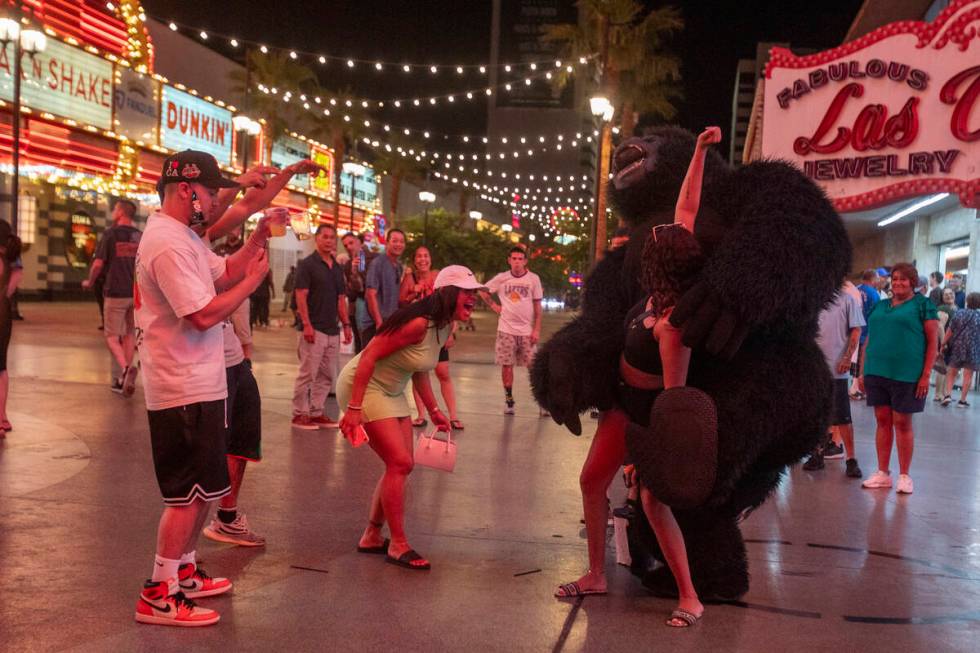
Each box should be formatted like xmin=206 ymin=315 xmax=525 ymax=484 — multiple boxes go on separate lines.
xmin=411 ymin=417 xmax=428 ymax=428
xmin=385 ymin=549 xmax=431 ymax=570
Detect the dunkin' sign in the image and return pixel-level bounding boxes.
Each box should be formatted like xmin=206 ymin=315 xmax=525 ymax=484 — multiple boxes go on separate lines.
xmin=762 ymin=0 xmax=980 ymax=212
xmin=160 ymin=85 xmax=232 ymax=166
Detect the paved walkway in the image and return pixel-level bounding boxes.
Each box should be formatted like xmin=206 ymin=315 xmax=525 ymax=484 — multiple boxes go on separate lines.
xmin=1 ymin=302 xmax=979 ymax=652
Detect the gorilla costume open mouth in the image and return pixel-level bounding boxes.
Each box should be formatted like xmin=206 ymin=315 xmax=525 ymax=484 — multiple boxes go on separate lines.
xmin=612 ymin=137 xmax=660 ymax=190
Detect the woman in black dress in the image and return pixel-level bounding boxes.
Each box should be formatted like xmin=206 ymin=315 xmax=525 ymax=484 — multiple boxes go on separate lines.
xmin=0 ymin=219 xmax=24 ymax=438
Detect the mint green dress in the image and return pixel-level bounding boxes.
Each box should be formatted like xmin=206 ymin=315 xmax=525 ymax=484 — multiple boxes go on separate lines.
xmin=336 ymin=321 xmax=450 ymax=422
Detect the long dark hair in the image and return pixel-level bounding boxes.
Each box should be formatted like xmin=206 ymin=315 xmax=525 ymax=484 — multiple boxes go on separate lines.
xmin=641 ymin=225 xmax=704 ymax=316
xmin=377 ymin=285 xmax=460 ymax=338
xmin=0 ymin=220 xmax=21 ymax=263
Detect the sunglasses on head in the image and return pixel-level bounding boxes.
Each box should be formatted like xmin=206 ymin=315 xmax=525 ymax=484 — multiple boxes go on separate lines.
xmin=651 ymin=223 xmax=684 ymax=242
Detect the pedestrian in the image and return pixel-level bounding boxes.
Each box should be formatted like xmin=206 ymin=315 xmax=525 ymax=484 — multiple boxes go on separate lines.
xmin=291 ymin=223 xmax=353 ymax=430
xmin=940 ymin=292 xmax=980 ymax=408
xmin=938 ymin=287 xmax=959 ymax=323
xmin=401 ymin=246 xmax=464 ymax=430
xmin=337 ymin=265 xmax=484 ymax=571
xmin=0 ymin=220 xmax=23 ymax=439
xmin=858 ymin=262 xmax=939 ymax=495
xmin=927 ymin=271 xmax=944 ymax=306
xmin=341 ymin=231 xmax=376 ymax=353
xmin=950 ymin=274 xmax=966 ymax=309
xmin=249 ymin=269 xmax=274 ymax=328
xmin=480 ymin=246 xmax=544 ymax=415
xmin=201 ymin=239 xmax=266 ymax=547
xmin=133 ymin=150 xmax=274 ymax=628
xmin=82 ymin=199 xmax=141 ymax=396
xmin=282 ymin=265 xmax=296 ymax=312
xmin=802 ymin=284 xmax=865 ymax=477
xmin=363 ymin=228 xmax=406 ymax=347
xmin=850 ymin=269 xmax=881 ymax=399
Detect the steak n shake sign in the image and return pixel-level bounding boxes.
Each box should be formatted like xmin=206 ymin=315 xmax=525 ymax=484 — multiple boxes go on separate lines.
xmin=160 ymin=85 xmax=232 ymax=166
xmin=762 ymin=0 xmax=980 ymax=212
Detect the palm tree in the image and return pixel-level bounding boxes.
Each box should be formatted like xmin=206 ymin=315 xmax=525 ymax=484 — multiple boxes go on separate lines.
xmin=303 ymin=89 xmax=371 ymax=226
xmin=229 ymin=50 xmax=317 ymax=160
xmin=543 ymin=0 xmax=683 ymax=137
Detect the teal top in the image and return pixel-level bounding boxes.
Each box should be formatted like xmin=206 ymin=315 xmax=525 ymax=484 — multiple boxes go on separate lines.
xmin=865 ymin=294 xmax=938 ymax=382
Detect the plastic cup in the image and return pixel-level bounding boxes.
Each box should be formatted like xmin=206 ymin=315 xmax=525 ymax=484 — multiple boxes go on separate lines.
xmin=267 ymin=207 xmax=288 ymax=237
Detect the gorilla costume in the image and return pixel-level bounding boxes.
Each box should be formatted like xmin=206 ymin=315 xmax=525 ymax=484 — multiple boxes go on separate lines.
xmin=531 ymin=126 xmax=851 ymax=600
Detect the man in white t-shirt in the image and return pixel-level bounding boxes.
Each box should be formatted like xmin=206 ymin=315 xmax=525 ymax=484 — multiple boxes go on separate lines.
xmin=133 ymin=151 xmax=275 ymax=628
xmin=480 ymin=246 xmax=544 ymax=415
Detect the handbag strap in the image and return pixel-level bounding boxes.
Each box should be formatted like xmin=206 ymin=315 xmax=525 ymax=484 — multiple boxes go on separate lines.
xmin=422 ymin=427 xmax=452 ymax=446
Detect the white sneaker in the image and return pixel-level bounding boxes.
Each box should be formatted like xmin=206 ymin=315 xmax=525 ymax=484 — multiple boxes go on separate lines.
xmin=862 ymin=470 xmax=893 ymax=489
xmin=504 ymin=401 xmax=515 ymax=415
xmin=539 ymin=408 xmax=550 ymax=418
xmin=896 ymin=474 xmax=914 ymax=494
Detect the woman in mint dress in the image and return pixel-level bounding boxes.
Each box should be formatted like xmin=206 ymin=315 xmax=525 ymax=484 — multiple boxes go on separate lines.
xmin=337 ymin=266 xmax=485 ymax=570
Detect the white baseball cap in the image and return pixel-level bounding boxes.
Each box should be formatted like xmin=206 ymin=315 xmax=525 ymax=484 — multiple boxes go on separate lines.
xmin=434 ymin=265 xmax=487 ymax=291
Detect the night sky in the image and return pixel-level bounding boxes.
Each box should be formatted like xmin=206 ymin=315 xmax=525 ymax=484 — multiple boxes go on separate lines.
xmin=143 ymin=0 xmax=867 ymax=153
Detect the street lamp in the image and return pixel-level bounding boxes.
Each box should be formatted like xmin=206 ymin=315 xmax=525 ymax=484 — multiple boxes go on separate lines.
xmin=343 ymin=161 xmax=366 ymax=233
xmin=418 ymin=190 xmax=436 ymax=244
xmin=232 ymin=115 xmax=261 ymax=169
xmin=0 ymin=15 xmax=47 ymax=234
xmin=468 ymin=210 xmax=482 ymax=220
xmin=589 ymin=94 xmax=614 ymax=266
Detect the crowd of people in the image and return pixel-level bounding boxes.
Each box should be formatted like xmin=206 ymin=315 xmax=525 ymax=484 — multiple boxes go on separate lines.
xmin=7 ymin=141 xmax=973 ymax=631
xmin=799 ymin=263 xmax=979 ymax=497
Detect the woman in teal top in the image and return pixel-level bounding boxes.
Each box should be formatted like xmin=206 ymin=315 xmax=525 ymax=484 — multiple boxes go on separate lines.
xmin=859 ymin=262 xmax=939 ymax=495
xmin=338 ymin=266 xmax=486 ymax=570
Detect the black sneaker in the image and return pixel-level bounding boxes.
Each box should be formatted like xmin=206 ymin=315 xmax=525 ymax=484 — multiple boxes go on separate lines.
xmin=823 ymin=442 xmax=845 ymax=460
xmin=111 ymin=378 xmax=124 ymax=394
xmin=803 ymin=452 xmax=825 ymax=471
xmin=845 ymin=458 xmax=863 ymax=478
xmin=957 ymin=400 xmax=970 ymax=408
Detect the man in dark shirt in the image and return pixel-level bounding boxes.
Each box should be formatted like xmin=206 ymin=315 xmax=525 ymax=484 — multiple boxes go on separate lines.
xmin=341 ymin=231 xmax=376 ymax=353
xmin=291 ymin=224 xmax=353 ymax=430
xmin=83 ymin=199 xmax=142 ymax=396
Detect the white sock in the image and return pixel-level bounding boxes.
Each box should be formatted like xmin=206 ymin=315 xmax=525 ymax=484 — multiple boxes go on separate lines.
xmin=151 ymin=555 xmax=180 ymax=583
xmin=179 ymin=550 xmax=196 ymax=567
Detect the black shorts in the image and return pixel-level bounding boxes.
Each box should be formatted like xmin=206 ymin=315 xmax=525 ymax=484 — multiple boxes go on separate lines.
xmin=830 ymin=378 xmax=851 ymax=426
xmin=227 ymin=360 xmax=262 ymax=461
xmin=865 ymin=375 xmax=926 ymax=414
xmin=438 ymin=346 xmax=449 ymax=363
xmin=148 ymin=400 xmax=230 ymax=506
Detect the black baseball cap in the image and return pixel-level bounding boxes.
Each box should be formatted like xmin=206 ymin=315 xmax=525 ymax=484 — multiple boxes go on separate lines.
xmin=159 ymin=150 xmax=239 ymax=190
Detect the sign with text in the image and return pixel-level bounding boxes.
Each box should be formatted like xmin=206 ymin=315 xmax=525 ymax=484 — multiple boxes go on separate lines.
xmin=762 ymin=0 xmax=980 ymax=212
xmin=0 ymin=38 xmax=113 ymax=129
xmin=310 ymin=145 xmax=334 ymax=194
xmin=160 ymin=85 xmax=232 ymax=165
xmin=114 ymin=67 xmax=159 ymax=142
xmin=271 ymin=135 xmax=311 ymax=186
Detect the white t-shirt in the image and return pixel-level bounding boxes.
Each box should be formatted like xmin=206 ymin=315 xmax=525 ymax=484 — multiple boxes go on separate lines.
xmin=842 ymin=281 xmax=862 ymax=363
xmin=135 ymin=212 xmax=228 ymax=410
xmin=222 ymin=299 xmax=250 ymax=368
xmin=486 ymin=270 xmax=543 ymax=336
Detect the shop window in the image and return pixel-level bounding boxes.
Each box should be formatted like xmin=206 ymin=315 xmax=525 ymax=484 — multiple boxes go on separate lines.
xmin=17 ymin=194 xmax=37 ymax=245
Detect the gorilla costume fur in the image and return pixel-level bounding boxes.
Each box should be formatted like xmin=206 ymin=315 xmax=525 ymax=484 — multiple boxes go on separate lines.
xmin=531 ymin=126 xmax=852 ymax=600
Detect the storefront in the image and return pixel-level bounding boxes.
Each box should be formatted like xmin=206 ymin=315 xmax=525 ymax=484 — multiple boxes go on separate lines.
xmin=751 ymin=0 xmax=979 ymax=284
xmin=0 ymin=1 xmax=383 ymax=297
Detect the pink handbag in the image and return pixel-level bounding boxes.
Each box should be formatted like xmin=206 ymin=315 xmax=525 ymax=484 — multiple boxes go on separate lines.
xmin=414 ymin=428 xmax=457 ymax=472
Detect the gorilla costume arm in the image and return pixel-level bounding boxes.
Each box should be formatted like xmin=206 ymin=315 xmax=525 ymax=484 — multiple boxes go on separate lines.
xmin=670 ymin=160 xmax=851 ymax=356
xmin=530 ymin=244 xmax=634 ymax=435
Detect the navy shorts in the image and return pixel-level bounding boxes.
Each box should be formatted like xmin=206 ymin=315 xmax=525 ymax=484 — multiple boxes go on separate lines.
xmin=226 ymin=360 xmax=262 ymax=461
xmin=830 ymin=378 xmax=851 ymax=425
xmin=865 ymin=375 xmax=925 ymax=414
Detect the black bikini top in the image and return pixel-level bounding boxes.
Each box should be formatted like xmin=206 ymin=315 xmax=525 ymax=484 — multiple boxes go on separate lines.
xmin=623 ymin=297 xmax=663 ymax=375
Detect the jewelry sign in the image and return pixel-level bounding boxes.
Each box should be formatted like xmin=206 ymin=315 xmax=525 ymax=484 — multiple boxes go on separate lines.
xmin=762 ymin=0 xmax=980 ymax=212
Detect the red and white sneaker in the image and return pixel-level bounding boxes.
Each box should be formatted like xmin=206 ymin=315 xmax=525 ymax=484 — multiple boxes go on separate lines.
xmin=135 ymin=578 xmax=220 ymax=627
xmin=178 ymin=563 xmax=232 ymax=598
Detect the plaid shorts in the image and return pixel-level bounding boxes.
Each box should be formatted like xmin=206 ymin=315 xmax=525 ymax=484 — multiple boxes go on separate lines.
xmin=495 ymin=331 xmax=536 ymax=367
